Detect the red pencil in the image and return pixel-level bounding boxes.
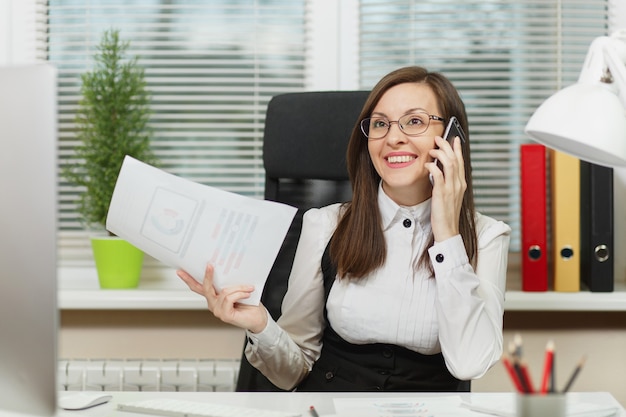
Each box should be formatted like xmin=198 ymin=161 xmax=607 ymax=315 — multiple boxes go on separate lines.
xmin=540 ymin=340 xmax=555 ymax=394
xmin=502 ymin=355 xmax=525 ymax=393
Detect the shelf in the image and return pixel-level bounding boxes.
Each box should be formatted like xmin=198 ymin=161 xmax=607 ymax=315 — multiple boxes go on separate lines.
xmin=504 ymin=289 xmax=626 ymax=311
xmin=58 ymin=266 xmax=207 ymax=310
xmin=503 ymin=258 xmax=626 ymax=311
xmin=57 ymin=266 xmax=626 ymax=311
xmin=59 ymin=288 xmax=206 ymax=310
xmin=58 ymin=287 xmax=626 ymax=311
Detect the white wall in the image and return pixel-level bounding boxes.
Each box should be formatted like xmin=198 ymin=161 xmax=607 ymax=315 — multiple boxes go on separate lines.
xmin=58 ymin=310 xmax=626 ymax=406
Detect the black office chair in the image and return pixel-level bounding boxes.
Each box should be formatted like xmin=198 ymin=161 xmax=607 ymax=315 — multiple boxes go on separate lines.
xmin=235 ymin=90 xmax=369 ymax=391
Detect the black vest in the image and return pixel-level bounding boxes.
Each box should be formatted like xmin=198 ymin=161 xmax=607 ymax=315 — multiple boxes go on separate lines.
xmin=296 ymin=241 xmax=470 ymax=392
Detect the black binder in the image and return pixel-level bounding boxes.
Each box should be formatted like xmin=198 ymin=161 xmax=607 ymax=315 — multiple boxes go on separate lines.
xmin=580 ymin=161 xmax=614 ymax=292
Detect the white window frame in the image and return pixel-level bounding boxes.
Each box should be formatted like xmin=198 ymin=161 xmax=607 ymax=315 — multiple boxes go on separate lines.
xmin=0 ymin=0 xmax=43 ymax=65
xmin=306 ymin=0 xmax=359 ymax=90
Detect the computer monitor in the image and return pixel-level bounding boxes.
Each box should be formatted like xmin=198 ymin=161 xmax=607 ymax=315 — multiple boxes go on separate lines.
xmin=0 ymin=64 xmax=58 ymax=416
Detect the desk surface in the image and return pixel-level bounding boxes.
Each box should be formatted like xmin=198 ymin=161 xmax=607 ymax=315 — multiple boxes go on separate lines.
xmin=57 ymin=391 xmax=625 ymax=417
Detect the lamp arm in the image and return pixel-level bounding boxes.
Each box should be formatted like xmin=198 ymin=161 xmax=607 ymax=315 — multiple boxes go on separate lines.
xmin=577 ymin=29 xmax=626 ymax=107
xmin=602 ymin=29 xmax=626 ymax=108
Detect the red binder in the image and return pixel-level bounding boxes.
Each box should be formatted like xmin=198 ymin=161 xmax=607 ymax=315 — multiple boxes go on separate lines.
xmin=520 ymin=144 xmax=548 ymax=291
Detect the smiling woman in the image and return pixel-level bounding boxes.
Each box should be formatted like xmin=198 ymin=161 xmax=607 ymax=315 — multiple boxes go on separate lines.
xmin=365 ymin=82 xmax=447 ymax=206
xmin=177 ymin=66 xmax=511 ymax=393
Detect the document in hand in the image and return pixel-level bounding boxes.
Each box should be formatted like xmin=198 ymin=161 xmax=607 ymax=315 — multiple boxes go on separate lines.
xmin=106 ymin=156 xmax=297 ymax=305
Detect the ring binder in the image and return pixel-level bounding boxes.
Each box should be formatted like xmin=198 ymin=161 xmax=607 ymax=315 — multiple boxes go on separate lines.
xmin=520 ymin=144 xmax=548 ymax=291
xmin=580 ymin=161 xmax=614 ymax=292
xmin=551 ymin=150 xmax=580 ymax=292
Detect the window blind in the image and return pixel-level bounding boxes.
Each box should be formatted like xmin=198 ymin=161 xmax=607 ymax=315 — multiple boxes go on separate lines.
xmin=45 ymin=0 xmax=306 ymax=264
xmin=358 ymin=0 xmax=609 ymax=251
xmin=44 ymin=0 xmax=609 ymax=264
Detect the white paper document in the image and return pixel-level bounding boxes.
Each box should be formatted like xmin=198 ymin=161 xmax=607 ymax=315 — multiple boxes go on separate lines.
xmin=332 ymin=396 xmax=480 ymax=416
xmin=106 ymin=156 xmax=297 ymax=305
xmin=460 ymin=396 xmax=619 ymax=417
xmin=334 ymin=396 xmax=620 ymax=417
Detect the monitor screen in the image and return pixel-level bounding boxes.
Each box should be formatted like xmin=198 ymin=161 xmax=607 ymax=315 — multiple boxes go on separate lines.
xmin=0 ymin=64 xmax=58 ymax=416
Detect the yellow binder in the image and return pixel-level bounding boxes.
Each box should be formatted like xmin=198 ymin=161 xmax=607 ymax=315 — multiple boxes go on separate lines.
xmin=550 ymin=150 xmax=580 ymax=292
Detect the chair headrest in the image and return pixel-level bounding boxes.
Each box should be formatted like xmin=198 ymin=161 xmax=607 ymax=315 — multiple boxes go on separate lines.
xmin=263 ymin=91 xmax=369 ymax=181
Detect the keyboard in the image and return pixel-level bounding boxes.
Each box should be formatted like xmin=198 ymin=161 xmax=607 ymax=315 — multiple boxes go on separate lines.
xmin=117 ymin=398 xmax=301 ymax=417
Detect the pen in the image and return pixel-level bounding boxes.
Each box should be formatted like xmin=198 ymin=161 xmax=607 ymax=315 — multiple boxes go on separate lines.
xmin=509 ymin=337 xmax=532 ymax=393
xmin=562 ymin=355 xmax=586 ymax=393
xmin=309 ymin=405 xmax=320 ymax=417
xmin=513 ymin=333 xmax=523 ymax=359
xmin=519 ymin=360 xmax=536 ymax=394
xmin=540 ymin=340 xmax=554 ymax=394
xmin=549 ymin=345 xmax=556 ymax=393
xmin=502 ymin=355 xmax=525 ymax=393
xmin=512 ymin=359 xmax=530 ymax=393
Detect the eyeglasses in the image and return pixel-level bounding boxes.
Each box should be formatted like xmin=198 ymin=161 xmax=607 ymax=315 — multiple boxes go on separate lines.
xmin=360 ymin=111 xmax=445 ymax=140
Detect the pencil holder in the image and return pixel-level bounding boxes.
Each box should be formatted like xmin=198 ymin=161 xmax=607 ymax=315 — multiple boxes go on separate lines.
xmin=516 ymin=394 xmax=566 ymax=417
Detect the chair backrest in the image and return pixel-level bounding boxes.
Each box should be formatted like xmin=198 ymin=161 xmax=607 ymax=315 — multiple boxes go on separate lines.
xmin=236 ymin=91 xmax=369 ymax=391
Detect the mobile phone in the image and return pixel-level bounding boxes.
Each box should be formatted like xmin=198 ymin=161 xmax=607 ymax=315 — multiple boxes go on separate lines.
xmin=430 ymin=116 xmax=467 ymax=184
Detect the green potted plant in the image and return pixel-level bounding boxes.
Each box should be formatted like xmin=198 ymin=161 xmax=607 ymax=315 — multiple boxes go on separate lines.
xmin=63 ymin=28 xmax=159 ymax=289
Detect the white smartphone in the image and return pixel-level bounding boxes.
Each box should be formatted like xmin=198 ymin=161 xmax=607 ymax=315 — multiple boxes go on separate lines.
xmin=430 ymin=116 xmax=467 ymax=184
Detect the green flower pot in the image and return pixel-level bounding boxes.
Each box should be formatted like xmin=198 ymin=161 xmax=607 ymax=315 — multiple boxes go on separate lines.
xmin=91 ymin=237 xmax=144 ymax=289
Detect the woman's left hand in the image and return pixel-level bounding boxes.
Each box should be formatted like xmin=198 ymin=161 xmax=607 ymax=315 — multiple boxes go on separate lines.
xmin=177 ymin=264 xmax=268 ymax=333
xmin=427 ymin=135 xmax=467 ymax=242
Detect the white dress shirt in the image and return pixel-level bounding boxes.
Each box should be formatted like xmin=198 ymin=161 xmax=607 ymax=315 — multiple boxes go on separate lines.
xmin=246 ymin=186 xmax=511 ymax=390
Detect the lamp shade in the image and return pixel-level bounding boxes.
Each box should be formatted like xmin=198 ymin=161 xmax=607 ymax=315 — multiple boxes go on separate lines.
xmin=525 ymin=81 xmax=626 ymax=167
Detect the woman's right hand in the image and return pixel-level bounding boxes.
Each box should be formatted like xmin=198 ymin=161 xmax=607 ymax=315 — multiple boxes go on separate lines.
xmin=176 ymin=264 xmax=268 ymax=334
xmin=428 ymin=134 xmax=467 ymax=243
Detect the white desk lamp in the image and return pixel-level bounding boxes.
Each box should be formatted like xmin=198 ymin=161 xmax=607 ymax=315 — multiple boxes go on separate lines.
xmin=525 ymin=29 xmax=626 ymax=167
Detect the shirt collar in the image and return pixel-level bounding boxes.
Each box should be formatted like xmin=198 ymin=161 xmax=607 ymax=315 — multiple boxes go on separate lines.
xmin=377 ymin=182 xmax=432 ymax=231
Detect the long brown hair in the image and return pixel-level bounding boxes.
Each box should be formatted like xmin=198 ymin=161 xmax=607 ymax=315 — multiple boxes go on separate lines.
xmin=330 ymin=66 xmax=477 ymax=278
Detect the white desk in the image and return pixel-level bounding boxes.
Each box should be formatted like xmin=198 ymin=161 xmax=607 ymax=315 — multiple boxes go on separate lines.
xmin=57 ymin=391 xmax=625 ymax=417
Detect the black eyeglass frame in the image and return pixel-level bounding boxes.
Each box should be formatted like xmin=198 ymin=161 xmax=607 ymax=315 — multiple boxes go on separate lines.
xmin=360 ymin=112 xmax=446 ymax=140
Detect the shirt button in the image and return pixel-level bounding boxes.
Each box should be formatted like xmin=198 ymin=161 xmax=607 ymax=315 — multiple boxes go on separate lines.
xmin=325 ymin=371 xmax=334 ymax=381
xmin=382 ymin=348 xmax=393 ymax=358
xmin=403 ymin=218 xmax=412 ymax=228
xmin=435 ymin=253 xmax=444 ymax=263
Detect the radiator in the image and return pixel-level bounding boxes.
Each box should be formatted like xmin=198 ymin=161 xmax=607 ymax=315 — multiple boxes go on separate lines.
xmin=58 ymin=359 xmax=241 ymax=392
